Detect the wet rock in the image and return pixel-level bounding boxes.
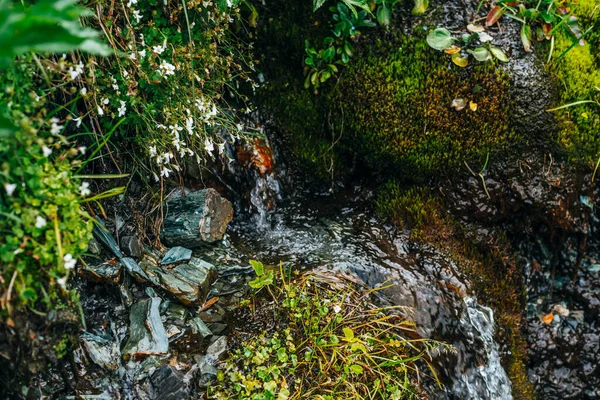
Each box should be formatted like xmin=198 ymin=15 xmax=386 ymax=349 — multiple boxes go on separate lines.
xmin=121 ymin=257 xmax=149 ymax=282
xmin=188 ymin=317 xmax=212 ymax=339
xmin=80 ymin=261 xmax=122 ymax=285
xmin=196 ymin=355 xmax=217 ymax=388
xmin=121 ymin=235 xmax=143 ymax=258
xmin=160 ymin=188 xmax=234 ymax=247
xmin=205 ymin=336 xmax=227 ymax=363
xmin=87 ymin=238 xmax=102 ymax=255
xmin=141 ymin=257 xmax=217 ymax=305
xmin=122 ymin=298 xmax=169 ymax=359
xmin=149 ymin=365 xmax=189 ymax=400
xmin=80 ymin=332 xmax=120 ymax=371
xmin=161 ymin=246 xmax=192 ymax=265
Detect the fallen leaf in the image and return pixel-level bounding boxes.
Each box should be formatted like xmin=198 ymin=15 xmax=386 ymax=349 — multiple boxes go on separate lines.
xmin=486 ymin=6 xmax=505 ymax=27
xmin=467 ymin=23 xmax=485 ymax=33
xmin=541 ymin=312 xmax=554 ymax=324
xmin=444 ymin=45 xmax=461 ymax=54
xmin=451 ymin=52 xmax=469 ymax=67
xmin=469 ymin=101 xmax=478 ymax=111
xmin=451 ymin=98 xmax=467 ymax=111
xmin=553 ymin=304 xmax=570 ymax=317
xmin=490 ymin=46 xmax=509 ymax=62
xmin=521 ymin=24 xmax=532 ymax=52
xmin=200 ymin=296 xmax=220 ymax=312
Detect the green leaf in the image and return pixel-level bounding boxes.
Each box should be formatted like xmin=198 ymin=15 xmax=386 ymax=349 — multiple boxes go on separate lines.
xmin=467 ymin=47 xmax=491 ymax=61
xmin=249 ymin=259 xmax=264 ymax=276
xmin=0 ymin=102 xmax=16 ymax=138
xmin=349 ymin=364 xmax=364 ymax=374
xmin=521 ymin=24 xmax=532 ymax=52
xmin=490 ymin=46 xmax=509 ymax=62
xmin=343 ymin=327 xmax=354 ymax=340
xmin=411 ymin=0 xmax=428 ymax=16
xmin=377 ymin=4 xmax=392 ymax=26
xmin=314 ymin=0 xmax=328 ymax=11
xmin=426 ymin=28 xmax=455 ymax=51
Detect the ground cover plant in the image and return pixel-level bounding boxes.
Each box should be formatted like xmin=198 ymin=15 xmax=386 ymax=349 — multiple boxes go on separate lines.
xmin=209 ymin=263 xmax=452 ymax=399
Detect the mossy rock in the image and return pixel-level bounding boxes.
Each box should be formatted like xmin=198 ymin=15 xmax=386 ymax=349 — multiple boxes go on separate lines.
xmin=548 ymin=1 xmax=600 ymax=166
xmin=329 ymin=34 xmax=515 ymax=177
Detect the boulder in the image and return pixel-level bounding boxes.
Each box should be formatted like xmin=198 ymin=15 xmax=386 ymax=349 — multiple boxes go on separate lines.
xmin=160 ymin=189 xmax=234 ymax=247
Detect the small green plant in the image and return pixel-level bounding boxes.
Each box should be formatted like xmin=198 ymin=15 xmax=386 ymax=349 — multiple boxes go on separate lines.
xmin=210 ymin=268 xmax=452 ymax=399
xmin=248 ymin=260 xmax=275 ymax=291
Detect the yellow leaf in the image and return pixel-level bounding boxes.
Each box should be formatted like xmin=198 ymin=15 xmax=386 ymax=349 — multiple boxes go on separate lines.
xmin=469 ymin=101 xmax=478 ymax=111
xmin=541 ymin=312 xmax=554 ymax=324
xmin=444 ymin=45 xmax=461 ymax=55
xmin=451 ymin=52 xmax=469 ymax=67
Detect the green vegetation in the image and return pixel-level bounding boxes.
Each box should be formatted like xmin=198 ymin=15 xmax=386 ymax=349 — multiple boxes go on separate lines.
xmin=547 ymin=0 xmax=600 ymax=166
xmin=210 ymin=263 xmax=450 ymax=399
xmin=376 ymin=183 xmax=535 ymax=399
xmin=330 ymin=34 xmax=514 ymax=176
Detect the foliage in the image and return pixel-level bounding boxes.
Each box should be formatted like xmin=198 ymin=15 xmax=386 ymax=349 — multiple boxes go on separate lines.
xmin=0 ymin=0 xmax=107 ymax=317
xmin=426 ymin=27 xmax=508 ymax=67
xmin=248 ymin=260 xmax=275 ymax=290
xmin=210 ymin=269 xmax=451 ymax=399
xmin=305 ymin=0 xmax=416 ymax=91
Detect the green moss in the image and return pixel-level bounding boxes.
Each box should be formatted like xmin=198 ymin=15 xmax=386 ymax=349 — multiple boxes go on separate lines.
xmin=549 ymin=3 xmax=600 ymax=165
xmin=329 ymin=34 xmax=515 ymax=177
xmin=376 ymin=183 xmax=535 ymax=400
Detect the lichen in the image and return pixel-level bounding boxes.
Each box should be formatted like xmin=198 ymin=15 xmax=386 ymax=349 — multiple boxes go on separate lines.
xmin=328 ymin=33 xmax=515 ymax=178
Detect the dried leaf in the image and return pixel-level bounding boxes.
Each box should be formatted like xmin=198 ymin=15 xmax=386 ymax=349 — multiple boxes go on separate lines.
xmin=444 ymin=45 xmax=461 ymax=54
xmin=200 ymin=296 xmax=220 ymax=311
xmin=486 ymin=6 xmax=504 ymax=27
xmin=467 ymin=23 xmax=485 ymax=33
xmin=542 ymin=23 xmax=553 ymax=39
xmin=451 ymin=51 xmax=469 ymax=67
xmin=469 ymin=101 xmax=478 ymax=111
xmin=541 ymin=312 xmax=554 ymax=324
xmin=451 ymin=98 xmax=467 ymax=111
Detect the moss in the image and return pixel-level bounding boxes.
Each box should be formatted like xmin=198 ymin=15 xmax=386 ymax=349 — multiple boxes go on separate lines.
xmin=549 ymin=2 xmax=600 ymax=165
xmin=376 ymin=183 xmax=535 ymax=400
xmin=329 ymin=34 xmax=515 ymax=178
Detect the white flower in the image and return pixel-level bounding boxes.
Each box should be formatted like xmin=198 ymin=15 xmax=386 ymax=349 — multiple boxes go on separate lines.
xmin=78 ymin=146 xmax=87 ymax=155
xmin=68 ymin=62 xmax=84 ymax=80
xmin=80 ymin=87 xmax=87 ymax=95
xmin=42 ymin=146 xmax=53 ymax=157
xmin=118 ymin=100 xmax=127 ymax=117
xmin=236 ymin=123 xmax=243 ymax=131
xmin=139 ymin=33 xmax=146 ymax=46
xmin=97 ymin=105 xmax=104 ymax=116
xmin=152 ymin=172 xmax=159 ymax=182
xmin=132 ymin=9 xmax=142 ymax=23
xmin=333 ymin=305 xmax=342 ymax=314
xmin=79 ymin=181 xmax=91 ymax=197
xmin=63 ymin=254 xmax=76 ymax=270
xmin=73 ymin=117 xmax=82 ymax=127
xmin=127 ymin=0 xmax=137 ymax=6
xmin=204 ymin=138 xmax=214 ymax=152
xmin=153 ymin=44 xmax=165 ymax=55
xmin=57 ymin=276 xmax=68 ymax=288
xmin=4 ymin=183 xmax=17 ymax=196
xmin=149 ymin=145 xmax=157 ymax=157
xmin=35 ymin=216 xmax=47 ymax=229
xmin=160 ymin=167 xmax=172 ymax=178
xmin=217 ymin=142 xmax=225 ymax=155
xmin=50 ymin=117 xmax=63 ymax=135
xmin=129 ymin=52 xmax=137 ymax=60
xmin=157 ymin=59 xmax=176 ymax=76
xmin=186 ymin=117 xmax=194 ymax=135
xmin=139 ymin=49 xmax=147 ymax=58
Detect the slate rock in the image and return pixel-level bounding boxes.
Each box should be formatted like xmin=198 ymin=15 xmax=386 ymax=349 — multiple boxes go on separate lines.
xmin=161 ymin=189 xmax=234 ymax=248
xmin=80 ymin=261 xmax=122 ymax=285
xmin=150 ymin=365 xmax=189 ymax=400
xmin=205 ymin=336 xmax=227 ymax=363
xmin=80 ymin=332 xmax=120 ymax=371
xmin=122 ymin=298 xmax=169 ymax=359
xmin=196 ymin=355 xmax=217 ymax=388
xmin=121 ymin=235 xmax=143 ymax=258
xmin=161 ymin=246 xmax=193 ymax=265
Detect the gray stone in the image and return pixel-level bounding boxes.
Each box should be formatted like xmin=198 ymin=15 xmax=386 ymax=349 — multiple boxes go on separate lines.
xmin=160 ymin=189 xmax=234 ymax=247
xmin=196 ymin=355 xmax=217 ymax=388
xmin=121 ymin=257 xmax=149 ymax=282
xmin=150 ymin=365 xmax=189 ymax=400
xmin=80 ymin=332 xmax=120 ymax=371
xmin=80 ymin=261 xmax=122 ymax=285
xmin=205 ymin=336 xmax=227 ymax=362
xmin=122 ymin=298 xmax=169 ymax=359
xmin=161 ymin=246 xmax=193 ymax=265
xmin=121 ymin=235 xmax=143 ymax=258
xmin=188 ymin=317 xmax=212 ymax=339
xmin=140 ymin=257 xmax=217 ymax=305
